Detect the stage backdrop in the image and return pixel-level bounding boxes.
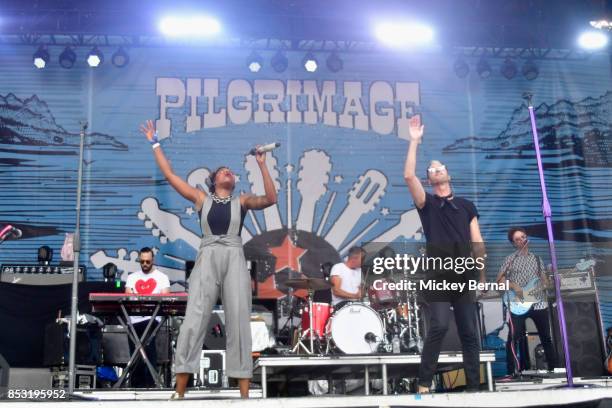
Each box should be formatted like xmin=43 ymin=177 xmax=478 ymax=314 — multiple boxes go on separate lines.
xmin=0 ymin=45 xmax=610 ymax=324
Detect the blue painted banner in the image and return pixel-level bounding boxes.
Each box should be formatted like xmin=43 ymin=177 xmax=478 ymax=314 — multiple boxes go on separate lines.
xmin=0 ymin=45 xmax=610 ymax=323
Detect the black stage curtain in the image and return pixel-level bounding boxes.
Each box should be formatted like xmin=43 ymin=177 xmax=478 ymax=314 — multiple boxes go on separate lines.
xmin=0 ymin=281 xmax=121 ymax=367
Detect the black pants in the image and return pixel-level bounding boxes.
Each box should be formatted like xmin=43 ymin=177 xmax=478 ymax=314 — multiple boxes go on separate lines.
xmin=418 ymin=300 xmax=481 ymax=390
xmin=506 ymin=307 xmax=556 ymax=374
xmin=127 ymin=320 xmax=158 ymax=388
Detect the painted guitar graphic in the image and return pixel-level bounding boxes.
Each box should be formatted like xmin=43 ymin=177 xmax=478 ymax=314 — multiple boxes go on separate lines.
xmin=138 ymin=197 xmax=201 ymax=248
xmin=503 ymin=277 xmax=541 ymax=315
xmin=139 ymin=196 xmax=254 ymax=245
xmin=325 ymin=169 xmax=387 ymax=248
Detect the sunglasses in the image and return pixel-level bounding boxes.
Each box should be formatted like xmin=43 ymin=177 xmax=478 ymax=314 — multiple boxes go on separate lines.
xmin=427 ymin=165 xmax=446 ymax=174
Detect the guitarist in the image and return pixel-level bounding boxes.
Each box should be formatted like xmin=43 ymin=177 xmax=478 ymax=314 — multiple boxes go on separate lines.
xmin=496 ymin=227 xmax=556 ymax=375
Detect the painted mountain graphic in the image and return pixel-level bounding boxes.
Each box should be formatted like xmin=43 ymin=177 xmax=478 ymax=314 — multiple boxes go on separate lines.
xmin=0 ymin=93 xmax=127 ymax=150
xmin=444 ymin=91 xmax=612 ymax=167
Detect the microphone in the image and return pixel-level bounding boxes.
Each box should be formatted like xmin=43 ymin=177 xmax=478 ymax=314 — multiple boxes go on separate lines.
xmin=364 ymin=332 xmax=377 ymax=343
xmin=11 ymin=227 xmax=23 ymax=239
xmin=0 ymin=225 xmax=22 ymax=243
xmin=249 ymin=142 xmax=280 ymax=155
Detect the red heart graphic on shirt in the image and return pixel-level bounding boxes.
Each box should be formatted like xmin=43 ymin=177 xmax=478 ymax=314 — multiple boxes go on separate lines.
xmin=135 ymin=278 xmax=157 ymax=294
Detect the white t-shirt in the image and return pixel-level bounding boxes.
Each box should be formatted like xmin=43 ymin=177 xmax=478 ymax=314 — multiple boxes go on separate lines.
xmin=330 ymin=262 xmax=362 ymax=306
xmin=125 ymin=269 xmax=170 ymax=324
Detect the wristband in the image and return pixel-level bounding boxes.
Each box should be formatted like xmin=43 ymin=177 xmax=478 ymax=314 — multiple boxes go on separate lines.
xmin=152 ymin=142 xmax=160 ymax=150
xmin=149 ymin=131 xmax=159 ymax=145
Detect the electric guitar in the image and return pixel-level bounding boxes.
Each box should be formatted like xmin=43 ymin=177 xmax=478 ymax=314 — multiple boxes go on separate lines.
xmin=503 ymin=277 xmax=541 ymax=315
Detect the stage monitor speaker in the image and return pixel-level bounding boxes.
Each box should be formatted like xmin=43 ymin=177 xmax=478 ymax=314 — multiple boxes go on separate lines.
xmin=551 ymin=300 xmax=606 ymax=377
xmin=102 ymin=324 xmax=171 ymax=365
xmin=43 ymin=323 xmax=102 ymax=366
xmin=203 ymin=311 xmax=226 ymax=350
xmin=0 ymin=353 xmax=8 ymax=398
xmin=155 ymin=325 xmax=171 ymax=364
xmin=102 ymin=325 xmax=130 ymax=365
xmin=420 ymin=302 xmax=483 ymax=352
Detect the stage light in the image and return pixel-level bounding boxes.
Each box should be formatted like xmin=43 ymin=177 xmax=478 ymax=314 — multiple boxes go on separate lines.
xmin=111 ymin=47 xmax=129 ymax=68
xmin=578 ymin=30 xmax=609 ymax=50
xmin=37 ymin=245 xmax=53 ymax=265
xmin=87 ymin=47 xmax=104 ymax=67
xmin=102 ymin=263 xmax=117 ymax=281
xmin=159 ymin=15 xmax=221 ymax=37
xmin=375 ymin=21 xmax=435 ymax=48
xmin=246 ymin=51 xmax=263 ymax=72
xmin=590 ymin=20 xmax=611 ymax=30
xmin=500 ymin=58 xmax=517 ymax=80
xmin=58 ymin=46 xmax=76 ymax=69
xmin=453 ymin=57 xmax=469 ymax=78
xmin=522 ymin=59 xmax=539 ymax=80
xmin=326 ymin=52 xmax=343 ymax=72
xmin=33 ymin=46 xmax=50 ymax=69
xmin=271 ymin=50 xmax=288 ymax=73
xmin=303 ymin=52 xmax=318 ymax=72
xmin=476 ymin=57 xmax=492 ymax=79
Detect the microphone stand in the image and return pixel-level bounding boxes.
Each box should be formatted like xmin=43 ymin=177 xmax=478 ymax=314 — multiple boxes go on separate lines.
xmin=523 ymin=93 xmax=573 ymax=386
xmin=68 ymin=121 xmax=87 ymax=394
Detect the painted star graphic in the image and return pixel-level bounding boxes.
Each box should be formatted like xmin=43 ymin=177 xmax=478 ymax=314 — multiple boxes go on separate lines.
xmin=285 ymin=164 xmax=294 ymax=173
xmin=268 ymin=235 xmax=307 ymax=273
xmin=185 ymin=207 xmax=195 ymax=216
xmin=334 ymin=175 xmax=343 ymax=183
xmin=234 ymin=175 xmax=241 ymax=183
xmin=380 ymin=207 xmax=390 ymax=216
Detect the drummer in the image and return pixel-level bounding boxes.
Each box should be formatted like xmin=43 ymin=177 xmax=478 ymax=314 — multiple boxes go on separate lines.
xmin=330 ymin=246 xmax=365 ymax=310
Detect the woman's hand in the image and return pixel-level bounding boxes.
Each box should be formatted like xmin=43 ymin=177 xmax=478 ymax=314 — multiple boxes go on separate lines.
xmin=255 ymin=145 xmax=266 ymax=165
xmin=139 ymin=120 xmax=158 ymax=145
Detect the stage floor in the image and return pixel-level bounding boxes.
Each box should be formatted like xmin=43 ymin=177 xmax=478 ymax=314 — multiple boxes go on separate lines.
xmin=0 ymin=387 xmax=611 ymax=407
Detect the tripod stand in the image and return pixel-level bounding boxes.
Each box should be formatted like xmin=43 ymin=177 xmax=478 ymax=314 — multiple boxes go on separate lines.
xmin=285 ymin=277 xmax=332 ymax=355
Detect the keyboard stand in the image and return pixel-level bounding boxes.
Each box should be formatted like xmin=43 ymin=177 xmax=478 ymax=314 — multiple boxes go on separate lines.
xmin=113 ymin=301 xmax=167 ymax=388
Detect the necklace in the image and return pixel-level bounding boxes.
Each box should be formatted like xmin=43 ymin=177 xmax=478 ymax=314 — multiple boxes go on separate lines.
xmin=211 ymin=193 xmax=232 ymax=204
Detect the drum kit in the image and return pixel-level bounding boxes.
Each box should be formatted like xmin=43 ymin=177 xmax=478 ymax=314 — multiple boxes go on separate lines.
xmin=285 ymin=277 xmax=423 ymax=355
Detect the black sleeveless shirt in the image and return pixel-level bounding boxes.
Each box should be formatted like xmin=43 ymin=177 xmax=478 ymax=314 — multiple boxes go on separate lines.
xmin=205 ymin=200 xmax=247 ymax=236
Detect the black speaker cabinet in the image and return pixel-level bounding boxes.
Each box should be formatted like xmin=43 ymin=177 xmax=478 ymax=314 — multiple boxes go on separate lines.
xmin=550 ymin=299 xmax=606 ymax=377
xmin=203 ymin=312 xmax=226 ymax=350
xmin=102 ymin=325 xmax=130 ymax=365
xmin=43 ymin=324 xmax=101 ymax=366
xmin=102 ymin=324 xmax=171 ymax=365
xmin=0 ymin=353 xmax=9 ymax=396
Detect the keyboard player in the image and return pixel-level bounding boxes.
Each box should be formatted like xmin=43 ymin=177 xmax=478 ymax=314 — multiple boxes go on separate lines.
xmin=125 ymin=247 xmax=170 ymax=388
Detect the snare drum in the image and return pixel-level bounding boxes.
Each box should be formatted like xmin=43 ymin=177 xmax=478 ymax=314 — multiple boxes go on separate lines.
xmin=301 ymin=302 xmax=331 ymax=339
xmin=326 ymin=302 xmax=384 ymax=354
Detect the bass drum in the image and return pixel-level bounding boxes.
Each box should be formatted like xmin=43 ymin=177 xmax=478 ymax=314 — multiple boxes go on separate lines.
xmin=326 ymin=303 xmax=384 ymax=354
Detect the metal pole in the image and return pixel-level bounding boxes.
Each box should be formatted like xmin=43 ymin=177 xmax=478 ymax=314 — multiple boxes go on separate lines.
xmin=523 ymin=93 xmax=573 ymax=386
xmin=68 ymin=121 xmax=87 ymax=394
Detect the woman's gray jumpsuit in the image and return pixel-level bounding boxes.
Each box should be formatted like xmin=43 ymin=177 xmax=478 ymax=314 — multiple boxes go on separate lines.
xmin=174 ymin=196 xmax=253 ymax=378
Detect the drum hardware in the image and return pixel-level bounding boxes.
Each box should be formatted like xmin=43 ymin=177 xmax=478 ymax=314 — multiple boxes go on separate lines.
xmin=398 ymin=293 xmax=424 ymax=353
xmin=285 ymin=278 xmax=332 ymax=354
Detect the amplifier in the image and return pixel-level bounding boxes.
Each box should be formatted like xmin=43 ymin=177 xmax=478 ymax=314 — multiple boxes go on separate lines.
xmin=0 ymin=265 xmax=85 ymax=285
xmin=555 ymin=269 xmax=594 ymax=292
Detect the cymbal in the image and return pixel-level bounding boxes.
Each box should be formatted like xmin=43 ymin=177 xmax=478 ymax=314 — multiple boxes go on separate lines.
xmin=284 ymin=277 xmax=331 ymax=291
